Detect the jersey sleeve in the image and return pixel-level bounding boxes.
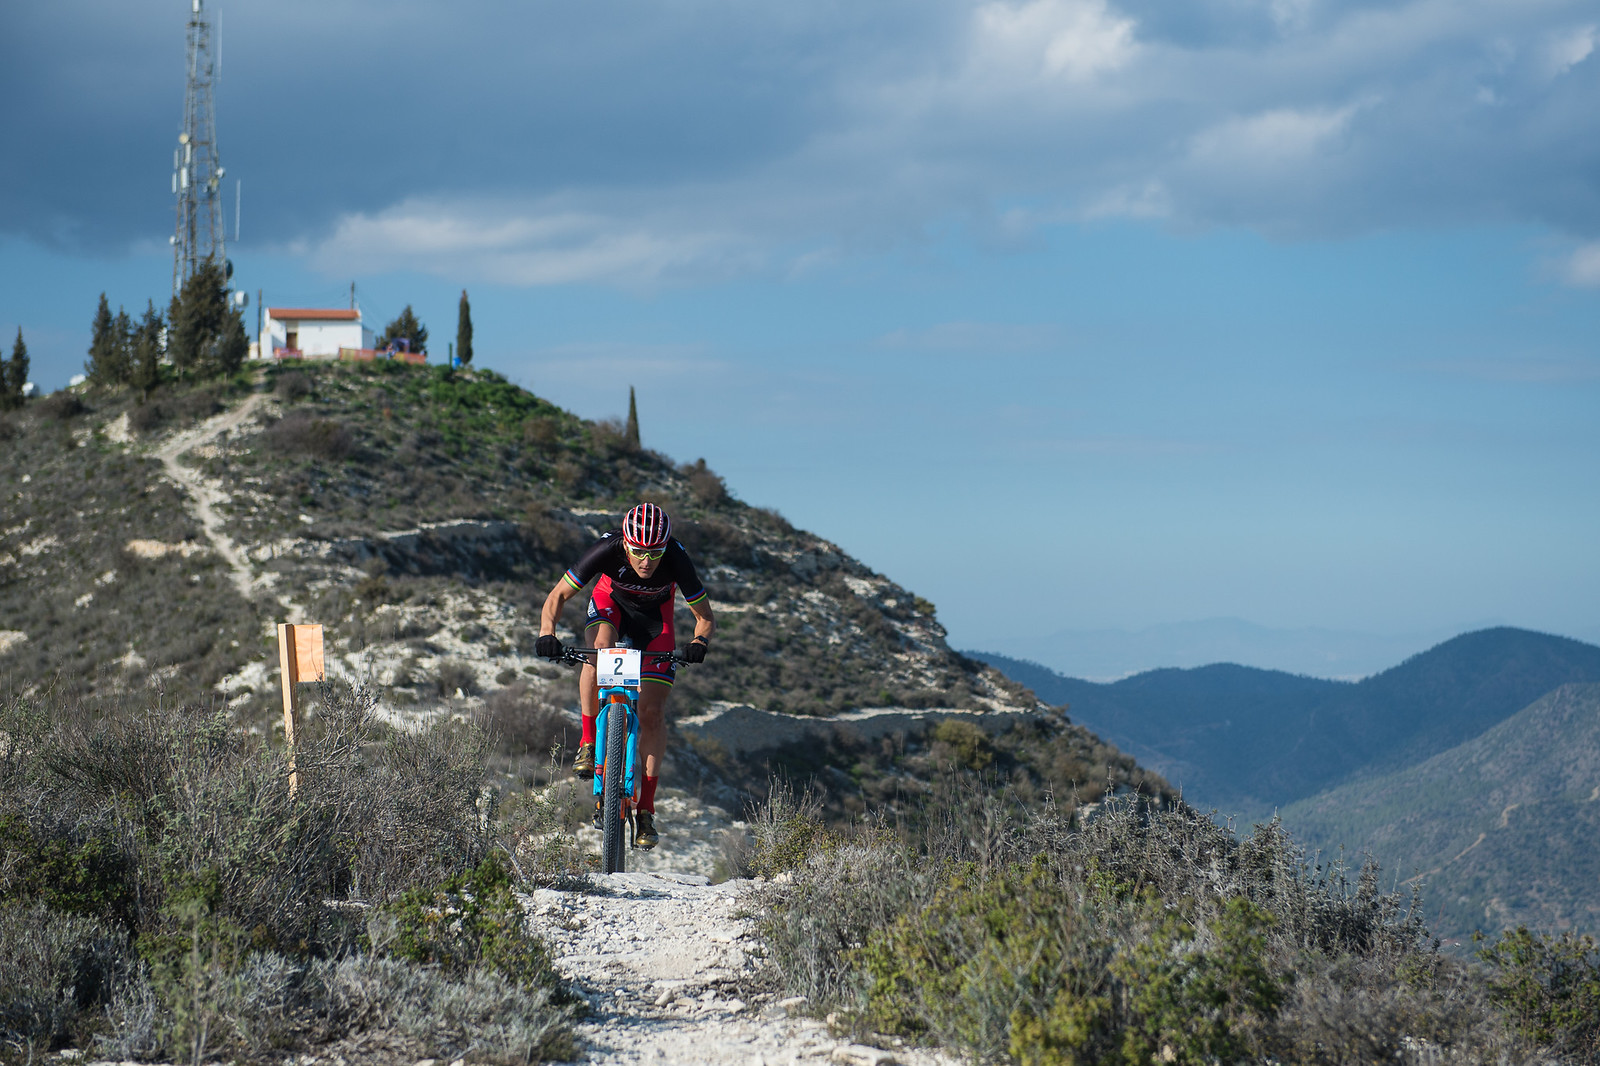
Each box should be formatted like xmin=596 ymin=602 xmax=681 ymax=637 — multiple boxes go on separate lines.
xmin=668 ymin=541 xmax=708 ymax=605
xmin=562 ymin=535 xmax=616 ymax=592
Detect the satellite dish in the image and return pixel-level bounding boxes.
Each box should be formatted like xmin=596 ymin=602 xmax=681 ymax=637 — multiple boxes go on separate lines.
xmin=233 ymin=291 xmax=249 ymax=308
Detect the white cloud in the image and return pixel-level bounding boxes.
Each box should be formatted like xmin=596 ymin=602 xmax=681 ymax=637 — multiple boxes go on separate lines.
xmin=311 ymin=197 xmax=762 ymax=288
xmin=1084 ymin=179 xmax=1172 ymax=219
xmin=1563 ymin=242 xmax=1600 ymax=287
xmin=1545 ymin=23 xmax=1596 ymax=78
xmin=972 ymin=0 xmax=1138 ymax=82
xmin=1187 ymin=102 xmax=1362 ymax=175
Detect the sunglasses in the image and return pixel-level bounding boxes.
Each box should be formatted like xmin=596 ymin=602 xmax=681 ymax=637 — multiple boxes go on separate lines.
xmin=625 ymin=543 xmax=666 ymax=560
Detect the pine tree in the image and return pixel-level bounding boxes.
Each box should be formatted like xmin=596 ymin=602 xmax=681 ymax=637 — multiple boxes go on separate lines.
xmin=379 ymin=305 xmax=428 ymax=354
xmin=132 ymin=302 xmax=164 ymax=399
xmin=168 ymin=260 xmax=229 ymax=379
xmin=7 ymin=329 xmax=29 ymax=408
xmin=625 ymin=386 xmax=641 ymax=449
xmin=166 ymin=259 xmax=244 ymax=380
xmin=456 ymin=289 xmax=473 ymax=366
xmin=0 ymin=339 xmax=9 ymax=410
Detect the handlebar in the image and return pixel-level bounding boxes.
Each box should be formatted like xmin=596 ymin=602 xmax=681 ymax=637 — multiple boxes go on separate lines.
xmin=554 ymin=645 xmax=699 ymax=667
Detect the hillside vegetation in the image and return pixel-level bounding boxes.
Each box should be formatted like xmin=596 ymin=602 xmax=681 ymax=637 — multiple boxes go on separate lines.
xmin=978 ymin=627 xmax=1600 ymax=817
xmin=0 ymin=362 xmax=1027 ymax=722
xmin=1281 ymin=683 xmax=1600 ymax=944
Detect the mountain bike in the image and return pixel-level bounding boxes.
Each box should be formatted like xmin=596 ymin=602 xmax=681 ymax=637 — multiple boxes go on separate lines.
xmin=561 ymin=645 xmax=694 ymax=874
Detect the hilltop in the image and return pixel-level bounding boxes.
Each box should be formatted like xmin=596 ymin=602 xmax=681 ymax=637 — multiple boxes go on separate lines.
xmin=0 ymin=361 xmax=1168 ymax=818
xmin=976 ymin=626 xmax=1600 ymax=817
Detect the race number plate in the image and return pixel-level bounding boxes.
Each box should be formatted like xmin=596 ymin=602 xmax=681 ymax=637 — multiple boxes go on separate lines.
xmin=596 ymin=648 xmax=642 ymax=688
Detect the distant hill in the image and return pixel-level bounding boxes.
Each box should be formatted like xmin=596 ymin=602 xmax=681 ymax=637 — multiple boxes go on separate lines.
xmin=975 ymin=627 xmax=1600 ymax=816
xmin=988 ymin=617 xmax=1457 ymax=681
xmin=1279 ymin=683 xmax=1600 ymax=943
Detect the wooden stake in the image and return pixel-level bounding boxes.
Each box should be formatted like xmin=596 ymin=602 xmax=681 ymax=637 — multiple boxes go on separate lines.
xmin=277 ymin=623 xmax=325 ymax=796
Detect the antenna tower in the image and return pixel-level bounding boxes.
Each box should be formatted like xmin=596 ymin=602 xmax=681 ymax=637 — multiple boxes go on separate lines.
xmin=171 ymin=0 xmax=226 ymax=295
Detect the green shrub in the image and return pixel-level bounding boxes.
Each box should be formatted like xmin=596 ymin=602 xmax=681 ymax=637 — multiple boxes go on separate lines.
xmin=382 ymin=852 xmax=562 ymax=994
xmin=931 ymin=718 xmax=995 ymax=772
xmin=755 ymin=791 xmax=1493 ymax=1065
xmin=1110 ymin=897 xmax=1283 ymax=1066
xmin=749 ymin=779 xmax=831 ymax=879
xmin=1480 ymin=926 xmax=1600 ymax=1063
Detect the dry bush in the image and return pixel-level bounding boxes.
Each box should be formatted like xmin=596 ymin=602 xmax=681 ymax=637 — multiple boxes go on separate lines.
xmin=682 ymin=458 xmax=727 ymax=506
xmin=521 ymin=507 xmax=586 ymax=558
xmin=274 ymin=370 xmax=312 ymax=403
xmin=36 ymin=392 xmax=86 ymax=421
xmin=265 ymin=411 xmax=354 ymax=460
xmin=434 ymin=660 xmax=479 ymax=698
xmin=522 ymin=415 xmax=560 ymax=449
xmin=0 ymin=684 xmax=571 ymax=1063
xmin=481 ymin=683 xmax=574 ymax=761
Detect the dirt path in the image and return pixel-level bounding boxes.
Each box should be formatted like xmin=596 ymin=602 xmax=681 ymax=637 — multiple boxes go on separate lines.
xmin=151 ymin=391 xmax=269 ymax=601
xmin=526 ymin=871 xmax=954 ymax=1066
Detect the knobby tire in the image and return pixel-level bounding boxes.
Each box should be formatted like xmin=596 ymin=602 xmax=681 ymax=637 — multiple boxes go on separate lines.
xmin=601 ymin=698 xmax=628 ymax=874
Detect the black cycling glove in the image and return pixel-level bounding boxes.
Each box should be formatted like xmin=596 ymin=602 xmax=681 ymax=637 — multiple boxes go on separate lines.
xmin=535 ymin=634 xmax=563 ymax=660
xmin=682 ymin=638 xmax=708 ymax=664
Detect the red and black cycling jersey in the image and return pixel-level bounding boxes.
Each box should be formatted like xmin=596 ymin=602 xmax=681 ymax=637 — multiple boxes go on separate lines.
xmin=560 ymin=529 xmax=708 ymax=607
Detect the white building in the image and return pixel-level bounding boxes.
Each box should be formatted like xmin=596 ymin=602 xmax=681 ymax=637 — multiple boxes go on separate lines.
xmin=257 ymin=307 xmax=376 ymax=359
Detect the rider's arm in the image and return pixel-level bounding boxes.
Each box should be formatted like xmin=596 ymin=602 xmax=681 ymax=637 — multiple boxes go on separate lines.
xmin=687 ymin=594 xmax=714 ymax=644
xmin=539 ymin=579 xmax=579 ymax=637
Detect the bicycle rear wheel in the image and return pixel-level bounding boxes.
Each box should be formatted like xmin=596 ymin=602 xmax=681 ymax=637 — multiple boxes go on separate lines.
xmin=600 ymin=694 xmax=629 ymax=874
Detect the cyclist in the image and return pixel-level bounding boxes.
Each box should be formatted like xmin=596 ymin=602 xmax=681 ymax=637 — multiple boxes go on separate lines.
xmin=534 ymin=502 xmax=714 ymax=849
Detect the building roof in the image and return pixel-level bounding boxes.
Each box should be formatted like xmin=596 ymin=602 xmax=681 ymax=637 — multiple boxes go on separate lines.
xmin=268 ymin=308 xmax=361 ymax=321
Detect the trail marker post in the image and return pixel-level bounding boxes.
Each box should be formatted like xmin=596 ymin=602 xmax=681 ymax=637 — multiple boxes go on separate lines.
xmin=276 ymin=622 xmax=325 ymax=795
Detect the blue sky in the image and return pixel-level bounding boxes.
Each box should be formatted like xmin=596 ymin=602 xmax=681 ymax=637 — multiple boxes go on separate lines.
xmin=3 ymin=0 xmax=1598 ymax=670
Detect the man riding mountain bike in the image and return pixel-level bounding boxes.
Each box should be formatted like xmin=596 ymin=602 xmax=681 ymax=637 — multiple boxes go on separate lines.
xmin=534 ymin=502 xmax=714 ymax=850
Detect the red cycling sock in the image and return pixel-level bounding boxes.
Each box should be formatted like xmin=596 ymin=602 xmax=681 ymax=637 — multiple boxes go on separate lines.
xmin=639 ymin=775 xmax=659 ymax=813
xmin=580 ymin=714 xmax=596 ymax=746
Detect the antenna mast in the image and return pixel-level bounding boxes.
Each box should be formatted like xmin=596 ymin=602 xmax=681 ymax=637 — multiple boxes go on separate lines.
xmin=171 ymin=0 xmax=226 ymax=295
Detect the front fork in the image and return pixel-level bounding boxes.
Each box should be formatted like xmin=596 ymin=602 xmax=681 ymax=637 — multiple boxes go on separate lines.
xmin=594 ymin=689 xmax=640 ymax=832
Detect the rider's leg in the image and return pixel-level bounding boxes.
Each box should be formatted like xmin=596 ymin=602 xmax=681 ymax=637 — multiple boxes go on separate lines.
xmin=635 ymin=681 xmax=669 ymax=812
xmin=578 ymin=621 xmax=617 ymax=735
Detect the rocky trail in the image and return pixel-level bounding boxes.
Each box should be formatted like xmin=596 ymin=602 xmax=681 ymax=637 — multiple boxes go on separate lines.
xmin=152 ymin=391 xmax=269 ymax=601
xmin=526 ymin=869 xmax=954 ymax=1066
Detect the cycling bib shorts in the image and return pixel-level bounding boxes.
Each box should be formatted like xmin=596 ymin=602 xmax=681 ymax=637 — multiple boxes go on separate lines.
xmin=586 ymin=575 xmax=676 ymax=686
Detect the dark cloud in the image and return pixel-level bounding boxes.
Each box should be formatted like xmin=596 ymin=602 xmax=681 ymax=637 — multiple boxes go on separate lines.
xmin=4 ymin=0 xmax=1599 ymax=277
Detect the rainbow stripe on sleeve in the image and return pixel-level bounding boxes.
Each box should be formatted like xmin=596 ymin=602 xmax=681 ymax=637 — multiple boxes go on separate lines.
xmin=683 ymin=588 xmax=708 ymax=606
xmin=562 ymin=570 xmax=585 ymax=591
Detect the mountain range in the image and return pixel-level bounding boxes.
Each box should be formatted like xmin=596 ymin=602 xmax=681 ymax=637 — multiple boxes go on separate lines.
xmin=975 ymin=628 xmax=1600 ymax=818
xmin=975 ymin=630 xmax=1600 ymax=941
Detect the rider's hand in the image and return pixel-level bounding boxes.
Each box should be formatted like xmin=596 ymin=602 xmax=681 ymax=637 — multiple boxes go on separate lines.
xmin=683 ymin=638 xmax=708 ymax=664
xmin=535 ymin=634 xmax=563 ymax=660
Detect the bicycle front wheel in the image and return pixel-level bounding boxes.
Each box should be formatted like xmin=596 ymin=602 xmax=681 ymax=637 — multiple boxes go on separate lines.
xmin=600 ymin=695 xmax=629 ymax=874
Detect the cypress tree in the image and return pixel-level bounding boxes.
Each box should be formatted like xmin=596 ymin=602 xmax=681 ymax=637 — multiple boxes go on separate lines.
xmin=456 ymin=289 xmax=473 ymax=366
xmin=216 ymin=304 xmax=248 ymax=377
xmin=625 ymin=386 xmax=640 ymax=449
xmin=87 ymin=293 xmax=118 ymax=383
xmin=132 ymin=301 xmax=164 ymax=399
xmin=7 ymin=329 xmax=29 ymax=407
xmin=112 ymin=307 xmax=134 ymax=383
